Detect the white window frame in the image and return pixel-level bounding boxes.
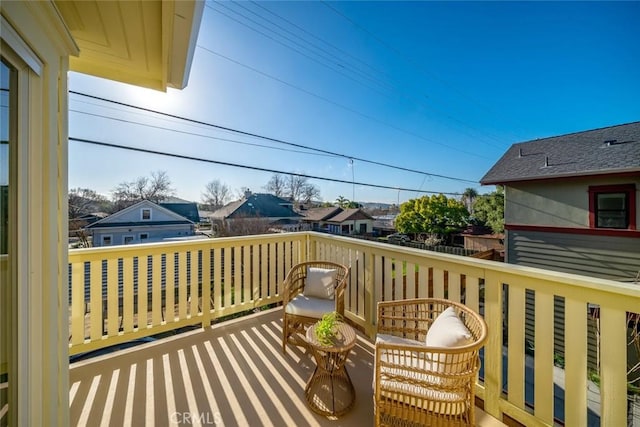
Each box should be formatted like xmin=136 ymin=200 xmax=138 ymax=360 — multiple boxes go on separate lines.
xmin=141 ymin=208 xmax=152 ymax=220
xmin=102 ymin=235 xmax=113 ymax=246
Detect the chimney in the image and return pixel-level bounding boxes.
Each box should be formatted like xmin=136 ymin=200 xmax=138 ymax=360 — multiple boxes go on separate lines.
xmin=544 ymin=156 xmax=549 ymax=167
xmin=244 ymin=189 xmax=252 ymax=199
xmin=518 ymin=147 xmax=523 ymax=158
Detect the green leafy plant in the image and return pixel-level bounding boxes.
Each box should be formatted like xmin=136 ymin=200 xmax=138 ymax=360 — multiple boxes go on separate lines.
xmin=315 ymin=311 xmax=342 ymax=346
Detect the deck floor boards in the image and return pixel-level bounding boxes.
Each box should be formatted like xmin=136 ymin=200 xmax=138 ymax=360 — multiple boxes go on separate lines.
xmin=69 ymin=308 xmax=503 ymax=427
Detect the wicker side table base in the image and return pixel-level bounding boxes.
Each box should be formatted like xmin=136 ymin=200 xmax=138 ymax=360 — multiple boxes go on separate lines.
xmin=305 ymin=322 xmax=356 ymax=417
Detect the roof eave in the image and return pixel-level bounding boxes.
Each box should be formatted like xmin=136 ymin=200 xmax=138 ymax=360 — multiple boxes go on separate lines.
xmin=481 ymin=168 xmax=640 ymax=186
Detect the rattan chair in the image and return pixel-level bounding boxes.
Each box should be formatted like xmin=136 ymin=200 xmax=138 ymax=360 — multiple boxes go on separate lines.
xmin=374 ymin=298 xmax=488 ymax=427
xmin=282 ymin=261 xmax=349 ymax=353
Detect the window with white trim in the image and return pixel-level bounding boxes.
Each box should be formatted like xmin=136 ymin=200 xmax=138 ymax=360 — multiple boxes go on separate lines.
xmin=141 ymin=208 xmax=151 ymax=220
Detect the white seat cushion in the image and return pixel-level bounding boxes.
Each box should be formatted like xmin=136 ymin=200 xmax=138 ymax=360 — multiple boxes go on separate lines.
xmin=285 ymin=295 xmax=335 ymax=319
xmin=378 ymin=378 xmax=468 ymax=415
xmin=375 ymin=333 xmax=471 ymax=416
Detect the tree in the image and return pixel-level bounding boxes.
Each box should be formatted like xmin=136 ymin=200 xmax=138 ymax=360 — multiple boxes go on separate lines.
xmin=395 ymin=194 xmax=469 ymax=239
xmin=461 ymin=187 xmax=479 ymax=214
xmin=264 ymin=174 xmax=287 ymax=198
xmin=335 ymin=196 xmax=349 ymax=208
xmin=68 ymin=188 xmax=112 ymax=218
xmin=213 ymin=216 xmax=272 ymax=237
xmin=473 ymin=187 xmax=505 ymax=234
xmin=300 ymin=181 xmax=320 ymax=204
xmin=112 ymin=171 xmax=174 ymax=210
xmin=335 ymin=195 xmax=361 ymax=209
xmin=265 ymin=173 xmax=320 ymax=205
xmin=201 ymin=179 xmax=230 ymax=211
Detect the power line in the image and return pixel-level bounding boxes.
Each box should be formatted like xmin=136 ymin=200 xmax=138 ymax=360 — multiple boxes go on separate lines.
xmin=69 ymin=109 xmax=338 ymax=158
xmin=211 ymin=1 xmax=508 ymax=150
xmin=70 ymin=90 xmax=480 ymax=183
xmin=249 ymin=0 xmax=393 ymax=83
xmin=208 ymin=2 xmax=394 ymax=94
xmin=321 ymin=1 xmax=531 ymax=142
xmin=69 ymin=137 xmax=463 ymax=196
xmin=196 ymin=45 xmax=490 ymax=162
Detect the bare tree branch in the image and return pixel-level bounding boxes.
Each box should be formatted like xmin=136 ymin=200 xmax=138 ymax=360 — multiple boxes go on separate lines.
xmin=201 ymin=179 xmax=231 ymax=211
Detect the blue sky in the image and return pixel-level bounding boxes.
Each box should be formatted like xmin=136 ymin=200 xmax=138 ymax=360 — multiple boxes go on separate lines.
xmin=68 ymin=1 xmax=640 ymax=205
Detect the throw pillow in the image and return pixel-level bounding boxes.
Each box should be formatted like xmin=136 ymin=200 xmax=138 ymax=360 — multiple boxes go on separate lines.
xmin=425 ymin=306 xmax=472 ymax=348
xmin=303 ymin=267 xmax=337 ymax=300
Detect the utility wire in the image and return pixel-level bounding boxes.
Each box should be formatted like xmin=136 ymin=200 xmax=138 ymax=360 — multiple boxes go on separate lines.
xmin=249 ymin=0 xmax=393 ymax=85
xmin=69 ymin=137 xmax=462 ymax=196
xmin=321 ymin=1 xmax=531 ymax=142
xmin=70 ymin=89 xmax=480 ymax=184
xmin=69 ymin=109 xmax=338 ymax=158
xmin=209 ymin=2 xmax=393 ymax=93
xmin=212 ymin=2 xmax=505 ymax=149
xmin=196 ymin=45 xmax=489 ymax=162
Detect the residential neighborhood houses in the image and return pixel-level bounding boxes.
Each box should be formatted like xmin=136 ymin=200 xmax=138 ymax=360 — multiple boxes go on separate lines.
xmin=3 ymin=1 xmax=638 ymax=426
xmin=73 ymin=121 xmax=640 ymax=284
xmin=77 ymin=190 xmax=380 ymax=245
xmin=77 ymin=120 xmax=640 ymax=281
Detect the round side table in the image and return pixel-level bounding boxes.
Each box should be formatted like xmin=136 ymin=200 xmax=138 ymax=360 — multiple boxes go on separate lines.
xmin=304 ymin=321 xmax=356 ymax=417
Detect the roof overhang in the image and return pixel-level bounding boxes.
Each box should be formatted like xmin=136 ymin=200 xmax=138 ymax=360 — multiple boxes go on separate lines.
xmin=481 ymin=169 xmax=640 ymax=186
xmin=55 ymin=0 xmax=204 ymax=91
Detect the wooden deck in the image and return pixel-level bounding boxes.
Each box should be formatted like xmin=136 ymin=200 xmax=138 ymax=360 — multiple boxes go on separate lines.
xmin=69 ymin=308 xmax=504 ymax=426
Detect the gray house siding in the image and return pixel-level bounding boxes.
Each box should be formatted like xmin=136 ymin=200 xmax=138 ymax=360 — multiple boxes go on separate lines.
xmin=509 ymin=228 xmax=638 ymax=371
xmin=87 ymin=201 xmax=195 ymax=247
xmin=507 ymin=229 xmax=640 ymax=281
xmin=92 ymin=224 xmax=194 ymax=246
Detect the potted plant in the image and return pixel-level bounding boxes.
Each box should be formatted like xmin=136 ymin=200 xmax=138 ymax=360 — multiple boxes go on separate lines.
xmin=315 ymin=311 xmax=343 ymax=346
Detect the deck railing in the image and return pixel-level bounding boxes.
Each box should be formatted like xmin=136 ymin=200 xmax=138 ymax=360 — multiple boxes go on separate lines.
xmin=68 ymin=231 xmax=640 ymax=426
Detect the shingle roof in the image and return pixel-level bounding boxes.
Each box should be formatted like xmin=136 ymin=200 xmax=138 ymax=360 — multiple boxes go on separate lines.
xmin=85 ymin=200 xmax=194 ymax=228
xmin=159 ymin=202 xmax=200 ymax=223
xmin=210 ymin=193 xmax=301 ymax=219
xmin=85 ymin=220 xmax=192 ymax=228
xmin=327 ymin=208 xmax=373 ymax=223
xmin=481 ymin=121 xmax=640 ymax=185
xmin=303 ymin=207 xmax=343 ymax=221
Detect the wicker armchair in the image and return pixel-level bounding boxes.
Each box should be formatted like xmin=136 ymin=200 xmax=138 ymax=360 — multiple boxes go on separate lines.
xmin=374 ymin=298 xmax=488 ymax=427
xmin=282 ymin=261 xmax=349 ymax=353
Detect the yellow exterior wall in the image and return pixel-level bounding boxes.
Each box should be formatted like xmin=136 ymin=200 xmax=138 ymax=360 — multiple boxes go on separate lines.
xmin=0 ymin=1 xmax=77 ymax=425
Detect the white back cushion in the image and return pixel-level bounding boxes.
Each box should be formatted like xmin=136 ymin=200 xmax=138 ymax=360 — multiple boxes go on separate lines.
xmin=426 ymin=306 xmax=472 ymax=348
xmin=303 ymin=267 xmax=337 ymax=300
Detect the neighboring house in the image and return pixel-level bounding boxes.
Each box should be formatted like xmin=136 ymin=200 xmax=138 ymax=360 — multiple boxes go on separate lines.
xmin=481 ymin=121 xmax=640 ymax=282
xmin=303 ymin=207 xmax=374 ymax=235
xmin=372 ymin=214 xmax=398 ymax=236
xmin=0 ymin=2 xmax=203 ymax=422
xmin=159 ymin=201 xmax=200 ymax=224
xmin=302 ymin=206 xmax=343 ymax=231
xmin=210 ymin=191 xmax=303 ymax=232
xmin=69 ymin=212 xmax=108 ymax=233
xmin=85 ymin=200 xmax=196 ymax=247
xmin=76 ymin=212 xmax=109 ymax=225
